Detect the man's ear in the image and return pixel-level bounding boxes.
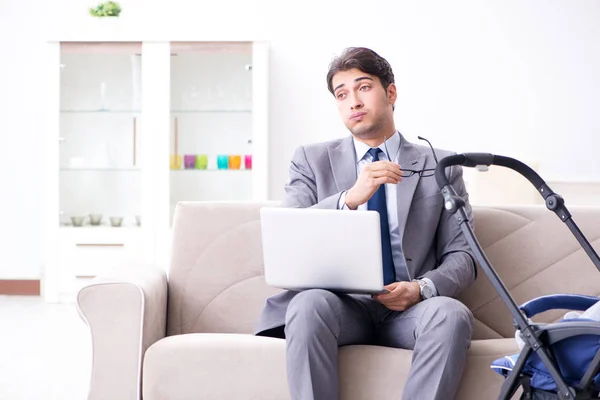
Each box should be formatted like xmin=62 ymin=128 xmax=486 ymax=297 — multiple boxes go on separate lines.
xmin=386 ymin=83 xmax=397 ymax=105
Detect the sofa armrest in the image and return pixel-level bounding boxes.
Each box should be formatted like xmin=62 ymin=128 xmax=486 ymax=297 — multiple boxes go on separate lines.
xmin=77 ymin=266 xmax=168 ymax=400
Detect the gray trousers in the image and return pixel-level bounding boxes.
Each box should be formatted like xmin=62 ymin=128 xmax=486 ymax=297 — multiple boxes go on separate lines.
xmin=270 ymin=289 xmax=473 ymax=400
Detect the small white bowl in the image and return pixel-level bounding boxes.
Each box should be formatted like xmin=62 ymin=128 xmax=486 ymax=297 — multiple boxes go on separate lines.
xmin=89 ymin=214 xmax=103 ymax=226
xmin=70 ymin=216 xmax=85 ymax=227
xmin=109 ymin=217 xmax=123 ymax=227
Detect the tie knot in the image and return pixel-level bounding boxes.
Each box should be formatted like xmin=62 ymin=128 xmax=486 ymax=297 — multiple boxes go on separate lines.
xmin=368 ymin=147 xmax=383 ymax=161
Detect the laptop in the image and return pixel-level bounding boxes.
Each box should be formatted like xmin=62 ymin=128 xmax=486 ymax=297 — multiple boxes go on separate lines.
xmin=260 ymin=207 xmax=389 ymax=295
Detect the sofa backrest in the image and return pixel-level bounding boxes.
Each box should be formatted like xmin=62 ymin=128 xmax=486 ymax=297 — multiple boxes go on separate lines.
xmin=167 ymin=202 xmax=600 ymax=340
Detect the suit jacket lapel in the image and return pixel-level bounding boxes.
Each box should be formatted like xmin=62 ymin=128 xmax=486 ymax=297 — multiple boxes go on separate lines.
xmin=396 ymin=136 xmax=426 ymax=236
xmin=328 ymin=136 xmax=358 ymax=192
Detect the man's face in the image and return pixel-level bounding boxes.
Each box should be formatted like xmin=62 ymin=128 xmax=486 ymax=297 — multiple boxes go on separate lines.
xmin=331 ymin=68 xmax=396 ymax=139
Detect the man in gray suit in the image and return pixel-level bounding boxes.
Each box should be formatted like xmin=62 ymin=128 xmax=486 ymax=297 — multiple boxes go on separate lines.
xmin=255 ymin=47 xmax=477 ymax=400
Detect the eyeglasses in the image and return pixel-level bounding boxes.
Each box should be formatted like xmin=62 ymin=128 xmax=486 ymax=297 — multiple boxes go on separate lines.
xmin=383 ymin=135 xmax=439 ymax=178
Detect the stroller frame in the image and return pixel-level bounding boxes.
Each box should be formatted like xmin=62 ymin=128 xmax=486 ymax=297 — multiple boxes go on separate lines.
xmin=435 ymin=153 xmax=600 ymax=400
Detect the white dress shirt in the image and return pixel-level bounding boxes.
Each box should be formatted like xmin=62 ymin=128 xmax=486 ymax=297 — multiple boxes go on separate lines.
xmin=338 ymin=132 xmax=437 ymax=294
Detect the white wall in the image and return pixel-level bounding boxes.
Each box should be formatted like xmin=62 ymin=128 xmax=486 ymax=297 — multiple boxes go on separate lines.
xmin=1 ymin=0 xmax=599 ymax=279
xmin=0 ymin=3 xmax=47 ymax=279
xmin=262 ymin=0 xmax=600 ymax=198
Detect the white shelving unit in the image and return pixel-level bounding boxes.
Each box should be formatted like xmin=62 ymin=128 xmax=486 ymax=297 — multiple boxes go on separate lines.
xmin=44 ymin=39 xmax=269 ymax=303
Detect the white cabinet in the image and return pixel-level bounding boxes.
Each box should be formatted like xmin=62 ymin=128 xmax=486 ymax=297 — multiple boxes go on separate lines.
xmin=58 ymin=42 xmax=143 ymax=227
xmin=168 ymin=42 xmax=255 ymax=225
xmin=57 ymin=228 xmax=144 ymax=300
xmin=44 ymin=39 xmax=269 ymax=302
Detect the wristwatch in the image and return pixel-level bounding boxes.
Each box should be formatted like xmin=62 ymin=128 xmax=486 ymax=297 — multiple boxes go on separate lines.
xmin=414 ymin=279 xmax=435 ymax=300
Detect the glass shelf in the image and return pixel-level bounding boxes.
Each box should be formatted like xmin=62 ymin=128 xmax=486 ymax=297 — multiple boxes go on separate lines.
xmin=59 ymin=225 xmax=141 ymax=229
xmin=61 ymin=109 xmax=249 ymax=114
xmin=60 ymin=110 xmax=141 ymax=114
xmin=171 ymin=109 xmax=251 ymax=114
xmin=168 ymin=42 xmax=254 ymax=226
xmin=59 ymin=42 xmax=143 ymax=231
xmin=170 ymin=168 xmax=251 ymax=172
xmin=60 ymin=167 xmax=141 ymax=171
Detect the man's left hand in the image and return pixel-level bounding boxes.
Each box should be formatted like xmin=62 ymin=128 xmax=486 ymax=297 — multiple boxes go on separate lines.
xmin=373 ymin=281 xmax=421 ymax=311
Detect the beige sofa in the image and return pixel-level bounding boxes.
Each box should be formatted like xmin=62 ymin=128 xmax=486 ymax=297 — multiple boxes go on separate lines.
xmin=77 ymin=202 xmax=600 ymax=400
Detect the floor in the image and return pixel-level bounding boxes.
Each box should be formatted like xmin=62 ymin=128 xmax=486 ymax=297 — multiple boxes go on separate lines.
xmin=0 ymin=295 xmax=91 ymax=400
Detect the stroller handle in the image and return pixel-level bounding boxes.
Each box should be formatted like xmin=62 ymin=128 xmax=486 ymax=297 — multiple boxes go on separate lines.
xmin=433 ymin=152 xmax=600 ymax=268
xmin=434 ymin=152 xmax=600 ymax=400
xmin=435 ymin=153 xmax=545 ymax=191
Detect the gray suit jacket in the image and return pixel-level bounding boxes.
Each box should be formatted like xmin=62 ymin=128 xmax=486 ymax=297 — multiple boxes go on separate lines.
xmin=255 ymin=133 xmax=476 ymax=334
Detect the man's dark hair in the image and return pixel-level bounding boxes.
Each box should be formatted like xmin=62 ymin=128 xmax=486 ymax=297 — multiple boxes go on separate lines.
xmin=326 ymin=47 xmax=395 ymax=95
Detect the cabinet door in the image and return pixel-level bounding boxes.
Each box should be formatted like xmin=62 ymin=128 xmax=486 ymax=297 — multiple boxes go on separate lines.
xmin=59 ymin=42 xmax=143 ymax=230
xmin=168 ymin=42 xmax=257 ymax=225
xmin=57 ymin=228 xmax=144 ymax=300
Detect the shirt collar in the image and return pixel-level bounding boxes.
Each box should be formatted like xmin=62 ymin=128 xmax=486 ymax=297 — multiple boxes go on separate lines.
xmin=353 ymin=130 xmax=401 ymax=163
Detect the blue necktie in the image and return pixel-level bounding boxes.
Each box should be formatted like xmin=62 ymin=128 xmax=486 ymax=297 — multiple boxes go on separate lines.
xmin=367 ymin=148 xmax=396 ymax=285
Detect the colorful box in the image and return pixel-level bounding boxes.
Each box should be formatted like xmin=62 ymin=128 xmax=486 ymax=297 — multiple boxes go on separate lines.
xmin=184 ymin=155 xmax=196 ymax=169
xmin=229 ymin=155 xmax=241 ymax=169
xmin=196 ymin=154 xmax=208 ymax=169
xmin=217 ymin=155 xmax=229 ymax=169
xmin=170 ymin=155 xmax=182 ymax=170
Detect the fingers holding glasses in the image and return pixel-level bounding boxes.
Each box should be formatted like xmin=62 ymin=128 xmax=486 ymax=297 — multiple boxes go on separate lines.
xmin=369 ymin=161 xmax=403 ymax=182
xmin=345 ymin=162 xmax=403 ymax=209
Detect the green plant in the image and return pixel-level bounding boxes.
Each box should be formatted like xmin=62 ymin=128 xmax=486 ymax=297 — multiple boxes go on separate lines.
xmin=89 ymin=1 xmax=122 ymax=17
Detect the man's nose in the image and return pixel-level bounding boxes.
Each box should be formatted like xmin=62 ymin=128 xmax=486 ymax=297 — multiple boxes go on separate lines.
xmin=349 ymin=93 xmax=363 ymax=110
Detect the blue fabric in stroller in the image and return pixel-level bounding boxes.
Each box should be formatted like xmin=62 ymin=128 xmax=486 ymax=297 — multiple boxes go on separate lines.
xmin=491 ymin=295 xmax=600 ymax=396
xmin=434 ymin=153 xmax=600 ymax=400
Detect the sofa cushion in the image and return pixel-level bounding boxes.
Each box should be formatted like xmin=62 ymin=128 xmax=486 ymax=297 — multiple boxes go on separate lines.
xmin=167 ymin=202 xmax=281 ymax=337
xmin=461 ymin=206 xmax=600 ymax=338
xmin=143 ymin=333 xmax=288 ymax=400
xmin=167 ymin=202 xmax=600 ymax=340
xmin=142 ymin=333 xmax=519 ymax=400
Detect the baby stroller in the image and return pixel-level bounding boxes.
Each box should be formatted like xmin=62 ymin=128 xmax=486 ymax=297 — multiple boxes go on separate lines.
xmin=435 ymin=153 xmax=600 ymax=400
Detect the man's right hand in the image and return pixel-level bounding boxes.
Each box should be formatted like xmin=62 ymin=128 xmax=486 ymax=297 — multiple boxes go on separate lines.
xmin=344 ymin=161 xmax=403 ymax=209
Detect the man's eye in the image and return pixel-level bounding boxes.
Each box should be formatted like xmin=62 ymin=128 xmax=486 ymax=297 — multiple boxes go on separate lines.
xmin=337 ymin=93 xmax=346 ymax=99
xmin=359 ymin=85 xmax=370 ymax=91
